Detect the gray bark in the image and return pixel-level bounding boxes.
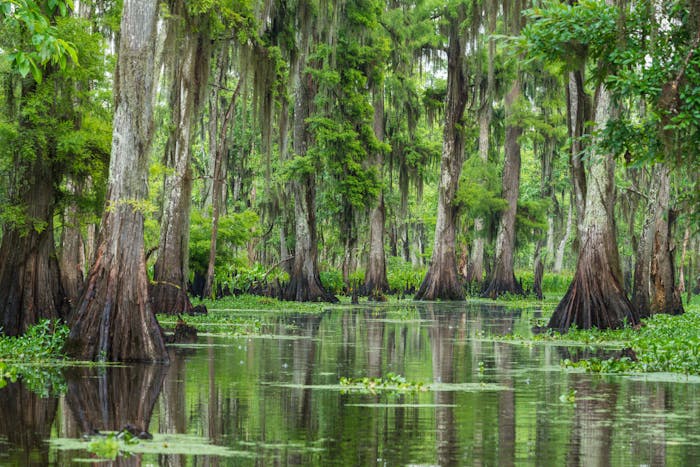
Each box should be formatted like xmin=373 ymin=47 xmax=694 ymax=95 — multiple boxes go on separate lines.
xmin=415 ymin=11 xmax=468 ymax=301
xmin=66 ymin=0 xmax=168 ymax=362
xmin=547 ymin=83 xmax=638 ymax=332
xmin=483 ymin=77 xmax=524 ymax=298
xmin=365 ymin=87 xmax=388 ymax=297
xmin=152 ymin=5 xmax=211 ymax=313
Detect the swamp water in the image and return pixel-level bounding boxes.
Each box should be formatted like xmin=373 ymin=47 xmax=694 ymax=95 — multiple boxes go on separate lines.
xmin=1 ymin=302 xmax=700 ymax=465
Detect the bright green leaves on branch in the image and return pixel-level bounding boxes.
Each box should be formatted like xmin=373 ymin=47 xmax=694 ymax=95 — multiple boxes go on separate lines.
xmin=520 ymin=0 xmax=617 ymax=72
xmin=1 ymin=0 xmax=79 ymax=82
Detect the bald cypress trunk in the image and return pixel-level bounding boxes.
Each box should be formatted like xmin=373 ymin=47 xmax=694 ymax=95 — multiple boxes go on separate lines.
xmin=468 ymin=0 xmax=497 ymax=286
xmin=0 ymin=158 xmax=64 ymax=336
xmin=483 ymin=77 xmax=524 ymax=298
xmin=59 ymin=179 xmax=85 ymax=311
xmin=151 ymin=4 xmax=211 ymax=314
xmin=284 ymin=3 xmax=336 ymax=303
xmin=547 ymin=84 xmax=638 ymax=332
xmin=365 ymin=88 xmax=388 ymax=298
xmin=567 ymin=69 xmax=589 ymax=242
xmin=415 ymin=12 xmax=468 ymax=301
xmin=649 ymin=165 xmax=684 ymax=316
xmin=66 ymin=0 xmax=168 ymax=362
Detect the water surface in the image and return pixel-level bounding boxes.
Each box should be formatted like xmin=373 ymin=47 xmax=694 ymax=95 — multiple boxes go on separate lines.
xmin=1 ymin=302 xmax=699 ymax=465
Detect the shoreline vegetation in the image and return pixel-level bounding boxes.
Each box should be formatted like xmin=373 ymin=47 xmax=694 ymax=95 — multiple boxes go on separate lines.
xmin=1 ymin=287 xmax=699 ymax=394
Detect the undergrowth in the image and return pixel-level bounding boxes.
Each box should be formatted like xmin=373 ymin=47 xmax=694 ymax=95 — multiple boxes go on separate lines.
xmin=507 ymin=300 xmax=700 ymax=376
xmin=0 ymin=319 xmax=69 ymax=395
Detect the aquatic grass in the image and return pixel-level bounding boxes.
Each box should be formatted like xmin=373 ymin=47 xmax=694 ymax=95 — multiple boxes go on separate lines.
xmin=195 ymin=294 xmax=333 ymax=313
xmin=504 ymin=303 xmax=700 ymax=376
xmin=52 ymin=433 xmax=249 ymax=460
xmin=158 ymin=310 xmax=269 ymax=336
xmin=0 ymin=320 xmax=70 ymax=395
xmin=340 ymin=372 xmax=428 ymax=394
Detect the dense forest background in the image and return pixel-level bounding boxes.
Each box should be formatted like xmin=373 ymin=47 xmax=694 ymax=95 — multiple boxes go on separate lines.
xmin=0 ymin=0 xmax=698 ymax=360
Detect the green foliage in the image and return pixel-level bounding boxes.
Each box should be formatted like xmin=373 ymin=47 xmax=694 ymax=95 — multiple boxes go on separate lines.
xmin=532 ymin=304 xmax=700 ymax=376
xmin=188 ymin=208 xmax=259 ymax=283
xmin=386 ymin=256 xmax=426 ymax=292
xmin=516 ymin=271 xmax=573 ymax=296
xmin=0 ymin=12 xmax=111 ymax=233
xmin=0 ymin=0 xmax=79 ymax=82
xmin=87 ymin=431 xmax=139 ymax=461
xmin=340 ymin=372 xmax=427 ymax=395
xmin=159 ymin=311 xmax=267 ymax=336
xmin=196 ymin=294 xmax=329 ymax=313
xmin=520 ymin=0 xmax=617 ymax=73
xmin=0 ymin=319 xmax=69 ymax=395
xmin=456 ymin=156 xmax=508 ymax=223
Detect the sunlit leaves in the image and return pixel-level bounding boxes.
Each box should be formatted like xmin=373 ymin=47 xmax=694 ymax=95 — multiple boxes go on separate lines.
xmin=1 ymin=0 xmax=78 ymax=82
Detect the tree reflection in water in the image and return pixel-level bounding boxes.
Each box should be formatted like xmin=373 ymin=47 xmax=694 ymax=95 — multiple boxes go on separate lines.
xmin=0 ymin=381 xmax=58 ymax=465
xmin=63 ymin=365 xmax=167 ymax=438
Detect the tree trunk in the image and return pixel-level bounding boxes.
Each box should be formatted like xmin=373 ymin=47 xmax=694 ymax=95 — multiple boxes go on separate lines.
xmin=467 ymin=102 xmax=490 ymax=284
xmin=203 ymin=74 xmax=241 ymax=299
xmin=365 ymin=87 xmax=388 ymax=297
xmin=415 ymin=12 xmax=468 ymax=301
xmin=284 ymin=10 xmax=336 ymax=303
xmin=152 ymin=7 xmax=211 ymax=314
xmin=567 ymin=69 xmax=589 ymax=243
xmin=553 ymin=202 xmax=573 ymax=273
xmin=65 ymin=0 xmax=168 ymax=362
xmin=649 ymin=165 xmax=684 ymax=316
xmin=59 ymin=178 xmax=85 ymax=312
xmin=547 ymin=84 xmax=638 ymax=332
xmin=483 ymin=77 xmax=524 ymax=298
xmin=533 ymin=240 xmax=544 ymax=299
xmin=678 ymin=226 xmax=690 ymax=295
xmin=631 ymin=171 xmax=656 ymax=314
xmin=467 ymin=0 xmax=496 ymax=286
xmin=0 ymin=158 xmax=64 ymax=336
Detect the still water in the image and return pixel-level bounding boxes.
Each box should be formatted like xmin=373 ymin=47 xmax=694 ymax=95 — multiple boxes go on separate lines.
xmin=2 ymin=302 xmax=700 ymax=465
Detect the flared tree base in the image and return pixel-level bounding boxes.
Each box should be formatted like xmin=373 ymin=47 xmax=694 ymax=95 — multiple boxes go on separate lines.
xmin=415 ymin=264 xmax=465 ymax=301
xmin=481 ymin=274 xmax=525 ymax=300
xmin=283 ymin=273 xmax=338 ymax=303
xmin=548 ymin=249 xmax=639 ymax=333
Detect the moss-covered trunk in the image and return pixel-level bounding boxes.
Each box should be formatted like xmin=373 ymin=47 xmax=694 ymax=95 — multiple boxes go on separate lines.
xmin=152 ymin=5 xmax=211 ymax=314
xmin=483 ymin=77 xmax=524 ymax=298
xmin=548 ymin=84 xmax=638 ymax=332
xmin=66 ymin=0 xmax=168 ymax=362
xmin=415 ymin=12 xmax=468 ymax=301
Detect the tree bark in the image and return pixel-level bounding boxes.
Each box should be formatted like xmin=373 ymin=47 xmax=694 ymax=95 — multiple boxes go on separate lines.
xmin=60 ymin=178 xmax=86 ymax=312
xmin=151 ymin=5 xmax=211 ymax=314
xmin=467 ymin=0 xmax=496 ymax=286
xmin=567 ymin=69 xmax=589 ymax=243
xmin=415 ymin=11 xmax=468 ymax=301
xmin=553 ymin=203 xmax=573 ymax=273
xmin=65 ymin=0 xmax=168 ymax=362
xmin=631 ymin=170 xmax=656 ymax=314
xmin=547 ymin=84 xmax=639 ymax=332
xmin=0 ymin=157 xmax=64 ymax=336
xmin=649 ymin=165 xmax=684 ymax=316
xmin=284 ymin=4 xmax=336 ymax=302
xmin=365 ymin=87 xmax=388 ymax=298
xmin=483 ymin=77 xmax=525 ymax=298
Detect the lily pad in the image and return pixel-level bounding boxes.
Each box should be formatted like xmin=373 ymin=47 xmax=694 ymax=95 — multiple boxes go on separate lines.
xmin=50 ymin=433 xmax=253 ymax=459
